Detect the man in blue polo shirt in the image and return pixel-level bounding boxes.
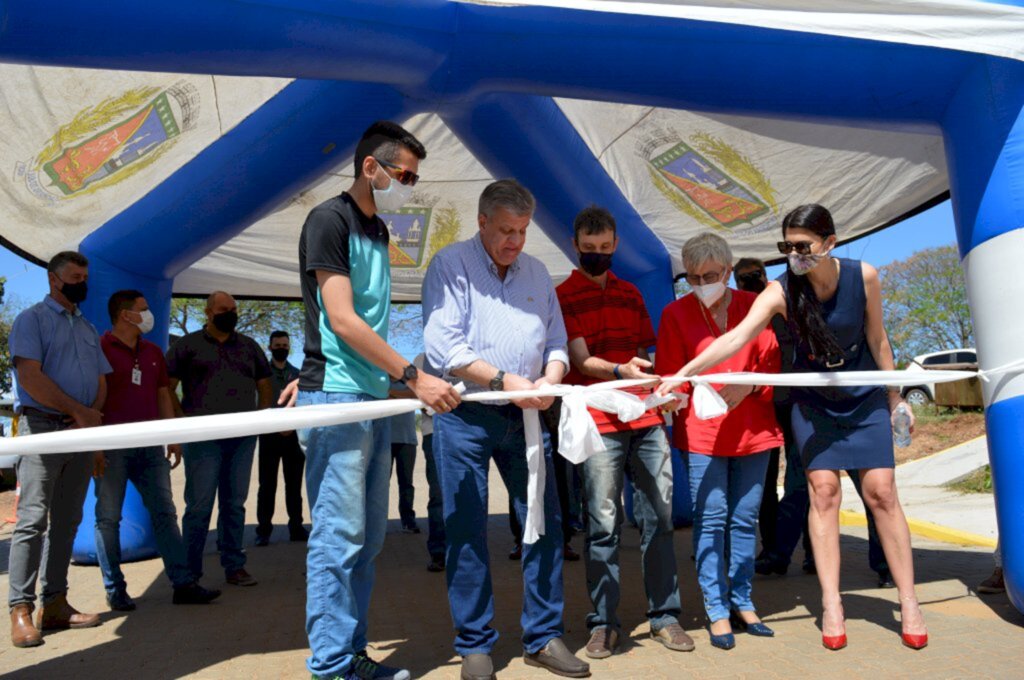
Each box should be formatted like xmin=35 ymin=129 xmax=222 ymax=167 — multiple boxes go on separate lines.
xmin=296 ymin=120 xmax=460 ymax=680
xmin=8 ymin=251 xmax=108 ymax=648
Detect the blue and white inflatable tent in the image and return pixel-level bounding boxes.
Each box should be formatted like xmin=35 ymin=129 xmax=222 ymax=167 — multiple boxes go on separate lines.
xmin=0 ymin=0 xmax=1022 ymax=611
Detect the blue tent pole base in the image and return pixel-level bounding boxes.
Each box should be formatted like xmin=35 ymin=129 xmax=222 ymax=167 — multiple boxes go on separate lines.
xmin=72 ymin=477 xmax=159 ymax=566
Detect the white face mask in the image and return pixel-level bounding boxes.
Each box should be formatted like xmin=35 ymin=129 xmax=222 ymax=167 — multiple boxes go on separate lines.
xmin=134 ymin=309 xmax=155 ymax=334
xmin=371 ymin=166 xmax=413 ymax=213
xmin=693 ymin=281 xmax=726 ymax=307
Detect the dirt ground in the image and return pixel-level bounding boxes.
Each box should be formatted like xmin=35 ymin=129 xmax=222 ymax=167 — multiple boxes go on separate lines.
xmin=896 ymin=409 xmax=986 ymax=465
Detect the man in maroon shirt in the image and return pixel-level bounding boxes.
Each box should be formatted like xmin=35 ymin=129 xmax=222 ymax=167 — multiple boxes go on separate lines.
xmin=556 ymin=207 xmax=692 ymax=659
xmin=94 ymin=290 xmax=221 ymax=610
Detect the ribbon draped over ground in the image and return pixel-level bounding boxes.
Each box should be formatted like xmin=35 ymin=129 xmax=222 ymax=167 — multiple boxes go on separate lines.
xmin=2 ymin=366 xmax=1015 ymax=544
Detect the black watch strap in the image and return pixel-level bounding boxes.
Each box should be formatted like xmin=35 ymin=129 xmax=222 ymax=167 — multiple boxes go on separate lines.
xmin=401 ymin=363 xmax=418 ymax=383
xmin=489 ymin=369 xmax=505 ymax=391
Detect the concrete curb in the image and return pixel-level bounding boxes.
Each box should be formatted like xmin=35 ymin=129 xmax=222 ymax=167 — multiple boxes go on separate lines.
xmin=839 ymin=509 xmax=997 ymax=549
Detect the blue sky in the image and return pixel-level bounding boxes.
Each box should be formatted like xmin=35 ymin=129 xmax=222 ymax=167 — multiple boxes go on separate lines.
xmin=2 ymin=199 xmax=960 ymax=360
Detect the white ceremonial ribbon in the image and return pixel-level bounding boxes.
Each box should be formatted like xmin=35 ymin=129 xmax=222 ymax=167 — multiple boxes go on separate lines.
xmin=1 ymin=366 xmax=1012 ymax=543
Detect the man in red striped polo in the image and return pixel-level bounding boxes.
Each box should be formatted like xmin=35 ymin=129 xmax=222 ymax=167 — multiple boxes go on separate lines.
xmin=555 ymin=206 xmax=692 ymax=660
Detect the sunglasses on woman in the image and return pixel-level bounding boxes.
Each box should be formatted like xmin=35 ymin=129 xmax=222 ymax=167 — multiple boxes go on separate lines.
xmin=374 ymin=158 xmax=420 ymax=187
xmin=776 ymin=240 xmax=816 ymax=255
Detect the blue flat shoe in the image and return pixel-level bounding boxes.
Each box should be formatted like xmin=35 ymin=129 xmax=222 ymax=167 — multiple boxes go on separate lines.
xmin=707 ymin=624 xmax=736 ymax=650
xmin=730 ymin=610 xmax=775 ymax=637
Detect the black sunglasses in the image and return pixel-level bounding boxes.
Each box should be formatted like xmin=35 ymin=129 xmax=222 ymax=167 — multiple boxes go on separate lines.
xmin=737 ymin=271 xmax=765 ymax=282
xmin=777 ymin=240 xmax=815 ymax=255
xmin=374 ymin=158 xmax=420 ymax=187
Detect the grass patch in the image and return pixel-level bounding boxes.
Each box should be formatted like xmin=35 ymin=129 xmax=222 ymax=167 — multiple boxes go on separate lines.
xmin=946 ymin=465 xmax=993 ymax=494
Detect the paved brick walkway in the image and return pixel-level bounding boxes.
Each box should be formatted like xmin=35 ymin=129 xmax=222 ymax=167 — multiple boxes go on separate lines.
xmin=1 ymin=454 xmax=1021 ymax=679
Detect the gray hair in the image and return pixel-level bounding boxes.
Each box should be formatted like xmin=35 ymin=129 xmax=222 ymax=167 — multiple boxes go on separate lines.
xmin=47 ymin=250 xmax=89 ymax=274
xmin=478 ymin=179 xmax=536 ymax=218
xmin=682 ymin=232 xmax=733 ymax=273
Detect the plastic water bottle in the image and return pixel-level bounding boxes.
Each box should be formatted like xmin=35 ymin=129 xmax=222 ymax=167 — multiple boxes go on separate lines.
xmin=893 ymin=403 xmax=912 ymax=448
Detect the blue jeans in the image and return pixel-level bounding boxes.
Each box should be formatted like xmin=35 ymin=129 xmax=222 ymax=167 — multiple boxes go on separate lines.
xmin=580 ymin=426 xmax=681 ymax=632
xmin=688 ymin=451 xmax=770 ymax=622
xmin=422 ymin=434 xmax=446 ymax=559
xmin=435 ymin=402 xmax=564 ymax=656
xmin=95 ymin=446 xmax=192 ymax=594
xmin=181 ymin=436 xmax=257 ymax=580
xmin=297 ymin=391 xmax=391 ymax=679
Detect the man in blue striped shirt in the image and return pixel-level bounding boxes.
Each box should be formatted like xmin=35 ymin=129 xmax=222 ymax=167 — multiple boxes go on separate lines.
xmin=423 ymin=179 xmax=589 ymax=680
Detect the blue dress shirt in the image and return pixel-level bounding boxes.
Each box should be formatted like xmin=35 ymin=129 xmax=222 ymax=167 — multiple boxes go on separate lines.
xmin=9 ymin=296 xmax=112 ymax=414
xmin=422 ymin=234 xmax=569 ymax=396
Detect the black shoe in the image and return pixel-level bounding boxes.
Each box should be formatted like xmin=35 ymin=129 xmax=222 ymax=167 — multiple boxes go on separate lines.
xmin=877 ymin=569 xmax=895 ymax=589
xmin=509 ymin=543 xmax=522 ymax=561
xmin=563 ymin=544 xmax=581 ymax=562
xmin=401 ymin=523 xmax=421 ymax=534
xmin=754 ymin=556 xmax=788 ymax=576
xmin=173 ymin=582 xmax=222 ymax=605
xmin=289 ymin=526 xmax=309 ymax=542
xmin=427 ymin=555 xmax=446 ymax=572
xmin=106 ymin=590 xmax=136 ymax=612
xmin=254 ymin=534 xmax=270 ymax=547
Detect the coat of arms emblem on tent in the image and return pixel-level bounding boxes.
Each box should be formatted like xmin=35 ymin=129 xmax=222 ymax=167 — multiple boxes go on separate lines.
xmin=383 ymin=206 xmax=432 ymax=268
xmin=647 ymin=134 xmax=778 ymax=230
xmin=23 ymin=83 xmax=198 ymax=201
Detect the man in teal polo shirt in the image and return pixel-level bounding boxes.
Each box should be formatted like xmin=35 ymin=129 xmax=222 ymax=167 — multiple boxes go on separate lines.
xmin=296 ymin=120 xmax=460 ymax=680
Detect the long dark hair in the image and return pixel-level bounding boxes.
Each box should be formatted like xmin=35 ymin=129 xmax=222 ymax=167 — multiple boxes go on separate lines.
xmin=783 ymin=204 xmax=844 ymax=362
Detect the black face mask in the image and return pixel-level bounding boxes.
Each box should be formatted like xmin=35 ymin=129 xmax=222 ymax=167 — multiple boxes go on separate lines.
xmin=271 ymin=348 xmax=290 ymax=362
xmin=736 ymin=272 xmax=766 ymax=294
xmin=212 ymin=310 xmax=238 ymax=333
xmin=59 ymin=280 xmax=88 ymax=305
xmin=579 ymin=252 xmax=613 ymax=277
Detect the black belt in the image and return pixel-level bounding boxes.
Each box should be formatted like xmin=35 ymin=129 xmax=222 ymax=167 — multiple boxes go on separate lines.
xmin=21 ymin=407 xmax=68 ymax=421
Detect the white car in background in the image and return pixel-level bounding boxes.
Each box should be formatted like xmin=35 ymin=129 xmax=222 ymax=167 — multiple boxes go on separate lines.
xmin=901 ymin=348 xmax=978 ymax=405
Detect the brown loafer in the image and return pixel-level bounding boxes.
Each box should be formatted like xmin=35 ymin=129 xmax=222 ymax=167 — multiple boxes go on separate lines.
xmin=524 ymin=637 xmax=591 ymax=677
xmin=651 ymin=622 xmax=695 ymax=651
xmin=36 ymin=594 xmax=100 ymax=631
xmin=226 ymin=568 xmax=258 ymax=586
xmin=10 ymin=604 xmax=43 ymax=648
xmin=584 ymin=627 xmax=619 ymax=659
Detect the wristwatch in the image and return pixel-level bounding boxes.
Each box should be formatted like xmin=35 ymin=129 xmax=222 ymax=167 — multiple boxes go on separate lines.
xmin=400 ymin=363 xmax=418 ymax=383
xmin=489 ymin=369 xmax=506 ymax=391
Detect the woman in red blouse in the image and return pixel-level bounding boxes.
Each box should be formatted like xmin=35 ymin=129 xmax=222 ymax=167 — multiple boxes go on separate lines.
xmin=656 ymin=233 xmax=783 ymax=650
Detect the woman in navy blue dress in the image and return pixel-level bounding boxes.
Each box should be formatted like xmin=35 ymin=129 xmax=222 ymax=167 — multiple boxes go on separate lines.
xmin=659 ymin=204 xmax=927 ymax=651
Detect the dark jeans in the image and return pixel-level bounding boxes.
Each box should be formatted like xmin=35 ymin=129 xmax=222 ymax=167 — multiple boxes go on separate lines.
xmin=256 ymin=432 xmax=306 ymax=538
xmin=757 ymin=448 xmax=781 ymax=554
xmin=422 ymin=434 xmax=446 ymax=558
xmin=435 ymin=402 xmax=564 ymax=655
xmin=390 ymin=442 xmax=417 ymax=527
xmin=8 ymin=414 xmax=92 ymax=608
xmin=182 ymin=436 xmax=257 ymax=579
xmin=95 ymin=446 xmax=192 ymax=594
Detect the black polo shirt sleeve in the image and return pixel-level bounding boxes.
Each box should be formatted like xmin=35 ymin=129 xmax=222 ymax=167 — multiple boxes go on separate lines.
xmin=303 ymin=207 xmax=351 ymax=277
xmin=251 ymin=337 xmax=272 ymax=381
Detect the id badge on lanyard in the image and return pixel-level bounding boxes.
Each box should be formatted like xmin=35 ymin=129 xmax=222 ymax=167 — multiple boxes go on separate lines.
xmin=132 ymin=361 xmax=142 ymax=386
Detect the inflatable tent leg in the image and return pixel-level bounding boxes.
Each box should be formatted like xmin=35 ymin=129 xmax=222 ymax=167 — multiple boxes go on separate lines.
xmin=945 ymin=57 xmax=1024 ymax=613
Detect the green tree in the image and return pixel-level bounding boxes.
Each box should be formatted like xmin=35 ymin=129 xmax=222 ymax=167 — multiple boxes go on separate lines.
xmin=170 ymin=297 xmax=306 ymax=347
xmin=879 ymin=244 xmax=974 ymax=365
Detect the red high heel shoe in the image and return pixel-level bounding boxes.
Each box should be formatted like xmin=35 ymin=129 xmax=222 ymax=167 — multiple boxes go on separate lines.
xmin=822 ymin=633 xmax=848 ymax=650
xmin=901 ymin=631 xmax=928 ymax=650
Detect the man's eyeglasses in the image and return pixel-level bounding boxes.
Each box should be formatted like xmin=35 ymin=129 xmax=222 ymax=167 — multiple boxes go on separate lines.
xmin=682 ymin=269 xmax=725 ymax=286
xmin=374 ymin=158 xmax=420 ymax=187
xmin=777 ymin=240 xmax=816 ymax=255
